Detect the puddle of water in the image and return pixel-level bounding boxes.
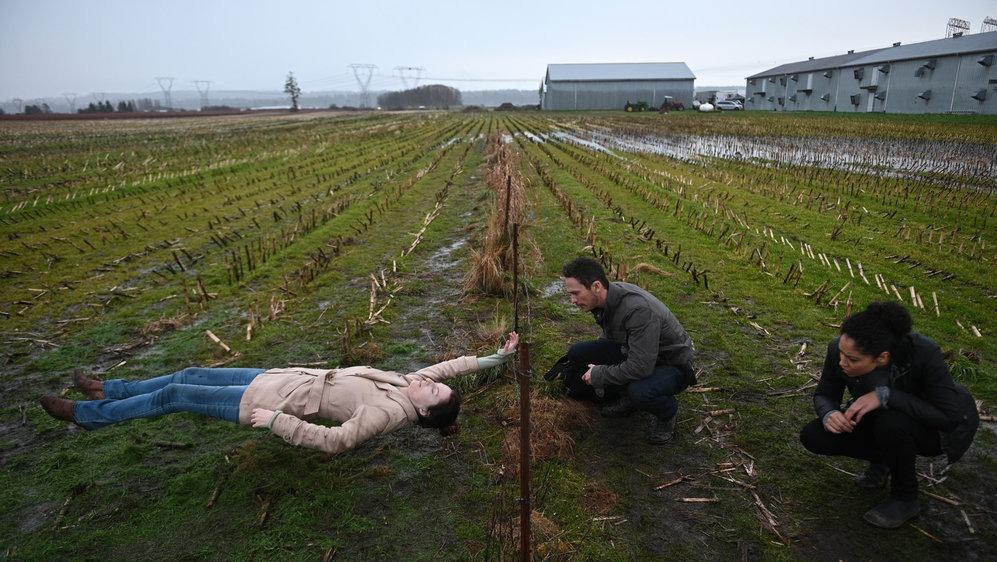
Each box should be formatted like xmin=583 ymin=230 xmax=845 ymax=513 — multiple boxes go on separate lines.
xmin=541 ymin=279 xmax=564 ymax=298
xmin=549 ymin=131 xmax=624 ymax=159
xmin=554 ymin=127 xmax=996 ymax=185
xmin=426 ymin=238 xmax=467 ymax=273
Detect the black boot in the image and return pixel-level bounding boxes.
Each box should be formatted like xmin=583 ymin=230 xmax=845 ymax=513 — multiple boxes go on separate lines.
xmin=647 ymin=414 xmax=676 ymax=444
xmin=854 ymin=461 xmax=890 ymax=489
xmin=600 ymin=395 xmax=636 ymax=417
xmin=863 ymin=497 xmax=920 ymax=529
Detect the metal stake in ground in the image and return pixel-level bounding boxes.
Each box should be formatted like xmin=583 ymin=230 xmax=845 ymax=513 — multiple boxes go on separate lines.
xmin=512 ymin=222 xmax=531 ymax=560
xmin=518 ymin=341 xmax=532 ymax=561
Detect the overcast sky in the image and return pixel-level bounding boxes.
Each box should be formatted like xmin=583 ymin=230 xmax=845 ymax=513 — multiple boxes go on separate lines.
xmin=1 ymin=0 xmax=995 ymax=100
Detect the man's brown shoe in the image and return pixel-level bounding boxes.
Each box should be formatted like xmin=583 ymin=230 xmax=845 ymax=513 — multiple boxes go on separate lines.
xmin=72 ymin=370 xmax=104 ymax=399
xmin=40 ymin=395 xmax=77 ymax=423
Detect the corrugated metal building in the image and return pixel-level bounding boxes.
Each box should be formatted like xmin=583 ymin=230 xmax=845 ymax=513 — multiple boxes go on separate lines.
xmin=745 ymin=31 xmax=997 ymax=114
xmin=541 ymin=63 xmax=695 ymax=110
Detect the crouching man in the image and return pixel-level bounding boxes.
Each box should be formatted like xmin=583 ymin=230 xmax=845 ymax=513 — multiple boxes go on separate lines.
xmin=557 ymin=257 xmax=695 ymax=444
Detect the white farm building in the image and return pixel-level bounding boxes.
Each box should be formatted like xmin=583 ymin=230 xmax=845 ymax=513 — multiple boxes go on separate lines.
xmin=745 ymin=31 xmax=997 ymax=114
xmin=540 ymin=62 xmax=695 ymax=111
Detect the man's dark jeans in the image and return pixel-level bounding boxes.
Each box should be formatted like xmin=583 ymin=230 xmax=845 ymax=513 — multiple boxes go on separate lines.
xmin=799 ymin=409 xmax=942 ymax=500
xmin=564 ymin=339 xmax=692 ymax=420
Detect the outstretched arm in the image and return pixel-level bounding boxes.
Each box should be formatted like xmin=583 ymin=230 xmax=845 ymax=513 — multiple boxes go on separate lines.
xmin=414 ymin=331 xmax=519 ymax=381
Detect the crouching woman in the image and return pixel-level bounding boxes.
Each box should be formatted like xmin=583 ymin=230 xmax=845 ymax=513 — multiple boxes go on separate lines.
xmin=41 ymin=332 xmax=518 ymax=455
xmin=799 ymin=302 xmax=977 ymax=528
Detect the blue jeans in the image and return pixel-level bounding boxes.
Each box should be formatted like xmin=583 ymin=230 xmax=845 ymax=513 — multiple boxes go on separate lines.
xmin=566 ymin=340 xmax=691 ymax=419
xmin=73 ymin=367 xmax=265 ymax=430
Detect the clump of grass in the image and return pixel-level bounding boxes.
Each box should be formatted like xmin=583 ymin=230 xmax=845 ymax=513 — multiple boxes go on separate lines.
xmin=581 ymin=480 xmax=619 ymax=516
xmin=496 ymin=388 xmax=593 ymax=477
xmin=465 ymin=131 xmax=542 ymax=297
xmin=140 ymin=312 xmax=190 ymax=336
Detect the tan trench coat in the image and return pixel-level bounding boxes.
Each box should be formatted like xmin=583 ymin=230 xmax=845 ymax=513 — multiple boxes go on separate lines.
xmin=238 ymin=356 xmax=479 ymax=454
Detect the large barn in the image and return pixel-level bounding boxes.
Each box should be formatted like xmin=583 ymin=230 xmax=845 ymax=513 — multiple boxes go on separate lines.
xmin=745 ymin=31 xmax=997 ymax=114
xmin=540 ymin=62 xmax=695 ymax=111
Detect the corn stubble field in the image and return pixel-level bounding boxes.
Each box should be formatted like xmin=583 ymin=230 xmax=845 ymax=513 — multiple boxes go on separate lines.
xmin=0 ymin=110 xmax=994 ymax=561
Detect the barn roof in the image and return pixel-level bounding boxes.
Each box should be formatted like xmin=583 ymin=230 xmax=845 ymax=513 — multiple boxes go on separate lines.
xmin=849 ymin=31 xmax=997 ymax=65
xmin=746 ymin=49 xmax=884 ymax=79
xmin=746 ymin=31 xmax=997 ymax=79
xmin=546 ymin=62 xmax=695 ymax=82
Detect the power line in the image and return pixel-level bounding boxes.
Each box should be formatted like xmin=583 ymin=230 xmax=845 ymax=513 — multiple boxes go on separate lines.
xmin=155 ymin=76 xmax=175 ymax=109
xmin=348 ymin=64 xmax=377 ymax=108
xmin=193 ymin=80 xmax=211 ymax=108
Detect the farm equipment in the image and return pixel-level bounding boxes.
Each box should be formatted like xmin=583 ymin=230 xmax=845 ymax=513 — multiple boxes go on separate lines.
xmin=624 ymin=101 xmax=650 ymax=112
xmin=659 ymin=96 xmax=685 ymax=112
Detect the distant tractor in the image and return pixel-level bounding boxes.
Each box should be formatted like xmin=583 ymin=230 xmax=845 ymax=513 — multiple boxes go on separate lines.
xmin=659 ymin=96 xmax=685 ymax=112
xmin=624 ymin=100 xmax=650 ymax=112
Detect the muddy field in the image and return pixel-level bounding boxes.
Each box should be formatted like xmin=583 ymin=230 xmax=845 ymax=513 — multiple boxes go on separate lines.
xmin=1 ymin=110 xmax=994 ymax=560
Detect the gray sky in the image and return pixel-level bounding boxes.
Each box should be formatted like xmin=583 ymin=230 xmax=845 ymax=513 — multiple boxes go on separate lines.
xmin=1 ymin=0 xmax=995 ymax=100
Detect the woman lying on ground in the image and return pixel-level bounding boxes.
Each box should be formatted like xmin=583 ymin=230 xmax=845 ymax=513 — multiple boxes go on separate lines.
xmin=799 ymin=302 xmax=977 ymax=529
xmin=40 ymin=332 xmax=518 ymax=454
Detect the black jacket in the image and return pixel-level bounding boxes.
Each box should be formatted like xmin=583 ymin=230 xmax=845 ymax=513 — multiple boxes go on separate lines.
xmin=589 ymin=282 xmax=694 ymax=390
xmin=813 ymin=333 xmax=979 ymax=464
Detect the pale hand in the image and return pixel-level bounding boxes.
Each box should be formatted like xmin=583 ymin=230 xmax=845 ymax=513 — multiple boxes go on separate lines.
xmin=582 ymin=364 xmax=595 ymax=385
xmin=823 ymin=411 xmax=855 ymax=434
xmin=501 ymin=331 xmax=520 ymax=354
xmin=844 ymin=391 xmax=881 ymax=424
xmin=251 ymin=408 xmax=275 ymax=428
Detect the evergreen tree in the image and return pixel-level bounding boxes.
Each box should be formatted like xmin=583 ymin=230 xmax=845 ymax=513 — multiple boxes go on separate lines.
xmin=284 ymin=71 xmax=301 ymax=112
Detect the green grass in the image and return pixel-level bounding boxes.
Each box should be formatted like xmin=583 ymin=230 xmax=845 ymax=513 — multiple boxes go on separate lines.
xmin=1 ymin=111 xmax=993 ymax=561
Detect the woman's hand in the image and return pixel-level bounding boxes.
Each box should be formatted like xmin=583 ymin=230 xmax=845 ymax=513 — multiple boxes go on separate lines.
xmin=251 ymin=408 xmax=275 ymax=428
xmin=823 ymin=411 xmax=855 ymax=434
xmin=844 ymin=391 xmax=881 ymax=424
xmin=500 ymin=331 xmax=519 ymax=355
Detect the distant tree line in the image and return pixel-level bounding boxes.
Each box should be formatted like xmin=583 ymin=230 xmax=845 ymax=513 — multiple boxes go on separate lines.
xmin=77 ymin=98 xmax=160 ymax=114
xmin=377 ymin=84 xmax=462 ymax=109
xmin=24 ymin=103 xmax=53 ymax=114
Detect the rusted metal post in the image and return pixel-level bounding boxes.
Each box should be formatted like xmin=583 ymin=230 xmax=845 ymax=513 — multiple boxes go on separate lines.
xmin=504 ymin=175 xmax=512 ymax=236
xmin=512 ymin=221 xmax=530 ymax=560
xmin=512 ymin=224 xmax=520 ymax=333
xmin=518 ymin=341 xmax=532 ymax=562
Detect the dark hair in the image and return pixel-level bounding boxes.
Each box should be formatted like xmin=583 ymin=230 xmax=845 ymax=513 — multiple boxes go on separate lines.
xmin=416 ymin=389 xmax=461 ymax=435
xmin=562 ymin=257 xmax=609 ymax=289
xmin=840 ymin=301 xmax=912 ymax=358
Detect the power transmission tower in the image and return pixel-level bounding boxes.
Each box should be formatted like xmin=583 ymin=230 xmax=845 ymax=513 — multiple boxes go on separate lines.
xmin=62 ymin=93 xmax=77 ymax=113
xmin=155 ymin=76 xmax=176 ymax=109
xmin=393 ymin=66 xmax=425 ymax=89
xmin=945 ymin=18 xmax=970 ymax=37
xmin=193 ymin=80 xmax=211 ymax=109
xmin=92 ymin=92 xmax=107 ymax=104
xmin=348 ymin=64 xmax=377 ymax=108
xmin=12 ymin=98 xmax=23 ymax=113
xmin=982 ymin=17 xmax=997 ymax=33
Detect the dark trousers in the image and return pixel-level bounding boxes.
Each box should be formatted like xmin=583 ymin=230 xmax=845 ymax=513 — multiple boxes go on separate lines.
xmin=799 ymin=409 xmax=942 ymax=500
xmin=564 ymin=340 xmax=691 ymax=420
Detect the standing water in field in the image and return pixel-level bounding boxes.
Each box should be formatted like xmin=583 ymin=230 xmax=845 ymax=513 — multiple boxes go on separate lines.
xmin=552 ymin=126 xmax=997 ymax=187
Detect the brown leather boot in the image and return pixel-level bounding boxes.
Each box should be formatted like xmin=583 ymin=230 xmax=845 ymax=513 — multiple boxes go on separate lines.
xmin=72 ymin=370 xmax=104 ymax=399
xmin=40 ymin=395 xmax=77 ymax=423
